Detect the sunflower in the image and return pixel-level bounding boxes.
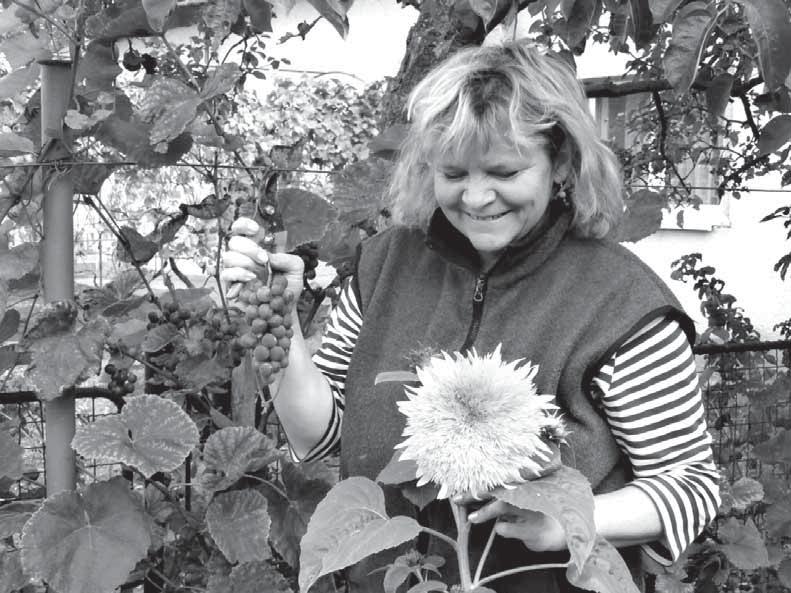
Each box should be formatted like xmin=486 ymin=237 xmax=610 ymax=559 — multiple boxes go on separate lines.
xmin=394 ymin=344 xmax=562 ymax=499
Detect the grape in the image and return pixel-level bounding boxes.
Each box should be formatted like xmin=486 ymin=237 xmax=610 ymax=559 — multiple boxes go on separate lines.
xmin=228 ymin=271 xmax=295 ymax=383
xmin=290 ymin=242 xmax=320 ymax=289
xmin=105 ymin=364 xmax=137 ymax=396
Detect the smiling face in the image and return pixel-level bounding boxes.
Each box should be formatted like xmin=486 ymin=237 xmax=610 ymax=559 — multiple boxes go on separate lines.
xmin=432 ymin=133 xmax=567 ymax=266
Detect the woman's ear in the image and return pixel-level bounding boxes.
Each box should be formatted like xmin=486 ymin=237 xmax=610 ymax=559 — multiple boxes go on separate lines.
xmin=552 ymin=140 xmax=573 ymax=184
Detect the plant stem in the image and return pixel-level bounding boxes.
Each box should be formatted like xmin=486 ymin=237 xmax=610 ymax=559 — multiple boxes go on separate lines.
xmin=473 ymin=561 xmax=571 ymax=589
xmin=243 ymin=473 xmax=289 ymax=500
xmin=473 ymin=522 xmax=497 ymax=583
xmin=420 ymin=527 xmax=458 ymax=551
xmin=450 ymin=501 xmax=474 ymax=591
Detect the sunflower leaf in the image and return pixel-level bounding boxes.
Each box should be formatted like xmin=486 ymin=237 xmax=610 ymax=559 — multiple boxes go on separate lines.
xmin=566 ymin=536 xmax=640 ymax=593
xmin=493 ymin=465 xmax=595 ymax=571
xmin=299 ymin=477 xmax=422 ymax=592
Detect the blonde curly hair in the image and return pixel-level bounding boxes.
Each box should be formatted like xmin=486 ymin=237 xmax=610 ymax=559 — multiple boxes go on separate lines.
xmin=388 ymin=39 xmax=624 ymax=238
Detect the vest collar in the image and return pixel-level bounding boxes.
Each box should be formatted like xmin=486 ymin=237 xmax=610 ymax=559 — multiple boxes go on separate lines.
xmin=424 ymin=200 xmax=574 ymax=283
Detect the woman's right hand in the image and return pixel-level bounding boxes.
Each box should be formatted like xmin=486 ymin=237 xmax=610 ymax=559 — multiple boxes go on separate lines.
xmin=221 ymin=217 xmax=305 ymax=303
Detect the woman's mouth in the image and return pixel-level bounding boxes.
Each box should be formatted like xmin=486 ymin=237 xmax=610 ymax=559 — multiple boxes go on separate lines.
xmin=466 ymin=211 xmax=509 ymax=221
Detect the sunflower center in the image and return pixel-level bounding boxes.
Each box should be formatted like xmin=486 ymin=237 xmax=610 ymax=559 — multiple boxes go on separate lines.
xmin=452 ymin=387 xmax=488 ymax=424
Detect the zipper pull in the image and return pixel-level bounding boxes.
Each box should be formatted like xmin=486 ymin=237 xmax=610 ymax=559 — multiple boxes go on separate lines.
xmin=473 ymin=275 xmax=486 ymax=303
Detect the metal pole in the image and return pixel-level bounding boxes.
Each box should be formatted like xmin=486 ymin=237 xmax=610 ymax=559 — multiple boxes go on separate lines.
xmin=39 ymin=59 xmax=76 ymax=495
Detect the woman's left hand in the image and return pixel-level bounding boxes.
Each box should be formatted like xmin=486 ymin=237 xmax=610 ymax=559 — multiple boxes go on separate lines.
xmin=467 ymin=500 xmax=567 ymax=553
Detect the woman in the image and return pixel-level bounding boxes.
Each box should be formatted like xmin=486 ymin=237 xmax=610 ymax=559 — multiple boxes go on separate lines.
xmin=223 ymin=40 xmax=720 ymax=592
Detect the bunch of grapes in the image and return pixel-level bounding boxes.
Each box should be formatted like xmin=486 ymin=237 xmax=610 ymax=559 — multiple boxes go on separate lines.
xmin=233 ymin=273 xmax=295 ymax=383
xmin=204 ymin=310 xmax=246 ymax=367
xmin=290 ymin=242 xmax=320 ymax=288
xmin=104 ymin=363 xmax=138 ymax=396
xmin=148 ymin=302 xmax=192 ymax=330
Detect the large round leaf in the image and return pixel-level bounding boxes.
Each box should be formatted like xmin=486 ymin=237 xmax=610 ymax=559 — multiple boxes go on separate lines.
xmin=72 ymin=394 xmax=199 ymax=478
xmin=20 ymin=477 xmax=151 ymax=593
xmin=208 ymin=561 xmax=293 ymax=593
xmin=200 ymin=426 xmax=279 ymax=492
xmin=716 ymin=518 xmax=770 ymax=569
xmin=493 ymin=465 xmax=595 ymax=572
xmin=206 ymin=489 xmax=271 ymax=564
xmin=299 ymin=477 xmax=422 ymax=593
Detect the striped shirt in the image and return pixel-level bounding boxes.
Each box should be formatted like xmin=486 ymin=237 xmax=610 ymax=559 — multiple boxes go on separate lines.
xmin=303 ymin=280 xmax=720 ymax=563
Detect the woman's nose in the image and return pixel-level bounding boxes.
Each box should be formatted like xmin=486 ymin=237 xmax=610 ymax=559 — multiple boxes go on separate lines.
xmin=461 ymin=180 xmax=496 ymax=209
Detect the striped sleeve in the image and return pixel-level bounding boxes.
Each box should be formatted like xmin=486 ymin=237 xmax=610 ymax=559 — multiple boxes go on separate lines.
xmin=591 ymin=316 xmax=721 ymax=564
xmin=294 ymin=278 xmax=362 ymax=462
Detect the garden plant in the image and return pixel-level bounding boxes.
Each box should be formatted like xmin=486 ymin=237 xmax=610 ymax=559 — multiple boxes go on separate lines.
xmin=0 ymin=0 xmax=790 ymax=592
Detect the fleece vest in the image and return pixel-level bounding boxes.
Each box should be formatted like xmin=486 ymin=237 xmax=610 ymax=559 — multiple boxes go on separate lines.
xmin=340 ymin=203 xmax=695 ymax=593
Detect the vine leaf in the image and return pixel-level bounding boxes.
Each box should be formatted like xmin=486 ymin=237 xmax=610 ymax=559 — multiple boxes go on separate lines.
xmin=714 ymin=518 xmax=770 ymax=569
xmin=244 ymin=0 xmax=274 ymax=32
xmin=737 ymin=0 xmax=791 ymax=91
xmin=175 ymin=353 xmax=228 ymax=389
xmin=728 ymin=477 xmax=764 ymax=510
xmin=0 ymin=501 xmax=39 ymax=538
xmin=139 ymin=78 xmax=202 ymax=145
xmin=765 ymin=497 xmax=791 ymax=538
xmin=649 ymin=0 xmax=685 ymax=23
xmin=20 ymin=477 xmax=151 ymax=593
xmin=565 ymin=536 xmax=641 ymax=593
xmin=142 ymin=323 xmax=180 ymax=353
xmin=777 ymin=558 xmax=791 ymax=588
xmin=0 ymin=428 xmax=23 ymax=480
xmin=85 ymin=0 xmax=204 ymax=41
xmin=0 ymin=132 xmax=35 ymax=157
xmin=331 ymin=156 xmax=393 ymax=227
xmin=0 ymin=309 xmax=20 ymax=342
xmin=0 ymin=550 xmax=27 ymax=593
xmin=493 ymin=465 xmax=595 ymax=571
xmin=206 ymin=489 xmax=272 ymax=564
xmin=264 ymin=459 xmax=334 ymax=569
xmin=71 ymin=394 xmax=199 ymax=478
xmin=209 ymin=560 xmax=293 ymax=593
xmin=556 ymin=0 xmax=600 ymax=51
xmin=27 ymin=320 xmax=107 ymax=400
xmin=116 ymin=226 xmax=159 ymax=264
xmin=617 ymin=189 xmax=664 ymax=242
xmin=752 ymin=428 xmax=791 ymax=464
xmin=202 ymin=64 xmax=241 ymax=100
xmin=202 ymin=0 xmax=243 ymax=50
xmin=0 ymin=242 xmax=39 ymax=283
xmin=200 ymin=426 xmax=280 ymax=493
xmin=142 ymin=0 xmax=176 ymax=31
xmin=107 ymin=318 xmax=148 ymax=350
xmin=277 ymin=188 xmax=339 ymax=250
xmin=758 ymin=114 xmax=791 ymax=155
xmin=0 ymin=62 xmax=40 ymax=101
xmin=299 ymin=477 xmax=422 ymax=593
xmin=663 ymin=2 xmax=717 ymax=94
xmin=406 ymin=581 xmax=447 ymax=593
xmin=306 ymin=0 xmax=353 ymax=38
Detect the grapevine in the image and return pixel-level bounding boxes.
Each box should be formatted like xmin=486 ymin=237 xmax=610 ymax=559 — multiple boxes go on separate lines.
xmin=104 ymin=363 xmax=138 ymax=397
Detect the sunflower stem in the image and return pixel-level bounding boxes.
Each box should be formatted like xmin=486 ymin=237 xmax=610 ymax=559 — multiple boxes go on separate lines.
xmin=473 ymin=522 xmax=498 ymax=583
xmin=450 ymin=501 xmax=474 ymax=591
xmin=473 ymin=561 xmax=572 ymax=589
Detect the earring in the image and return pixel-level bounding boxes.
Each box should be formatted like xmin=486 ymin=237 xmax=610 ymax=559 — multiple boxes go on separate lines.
xmin=554 ymin=182 xmax=570 ymax=207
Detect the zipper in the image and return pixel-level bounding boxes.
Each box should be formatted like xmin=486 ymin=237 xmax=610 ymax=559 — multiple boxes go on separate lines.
xmin=460 ymin=274 xmax=488 ymax=352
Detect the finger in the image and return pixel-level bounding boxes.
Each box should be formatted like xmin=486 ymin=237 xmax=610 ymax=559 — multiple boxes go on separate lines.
xmin=230 ymin=217 xmax=260 ymax=237
xmin=452 ymin=491 xmax=492 ymax=506
xmin=220 ymin=267 xmax=256 ymax=284
xmin=222 ymin=250 xmax=259 ymax=270
xmin=494 ymin=521 xmax=524 ymax=540
xmin=226 ymin=282 xmax=242 ymax=300
xmin=228 ymin=235 xmax=269 ymax=265
xmin=468 ymin=500 xmax=508 ymax=524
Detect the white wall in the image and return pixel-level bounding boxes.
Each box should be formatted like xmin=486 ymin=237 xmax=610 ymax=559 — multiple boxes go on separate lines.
xmin=624 ymin=177 xmax=791 ymax=340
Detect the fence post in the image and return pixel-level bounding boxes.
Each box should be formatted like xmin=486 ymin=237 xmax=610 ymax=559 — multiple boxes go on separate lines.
xmin=39 ymin=59 xmax=77 ymax=495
